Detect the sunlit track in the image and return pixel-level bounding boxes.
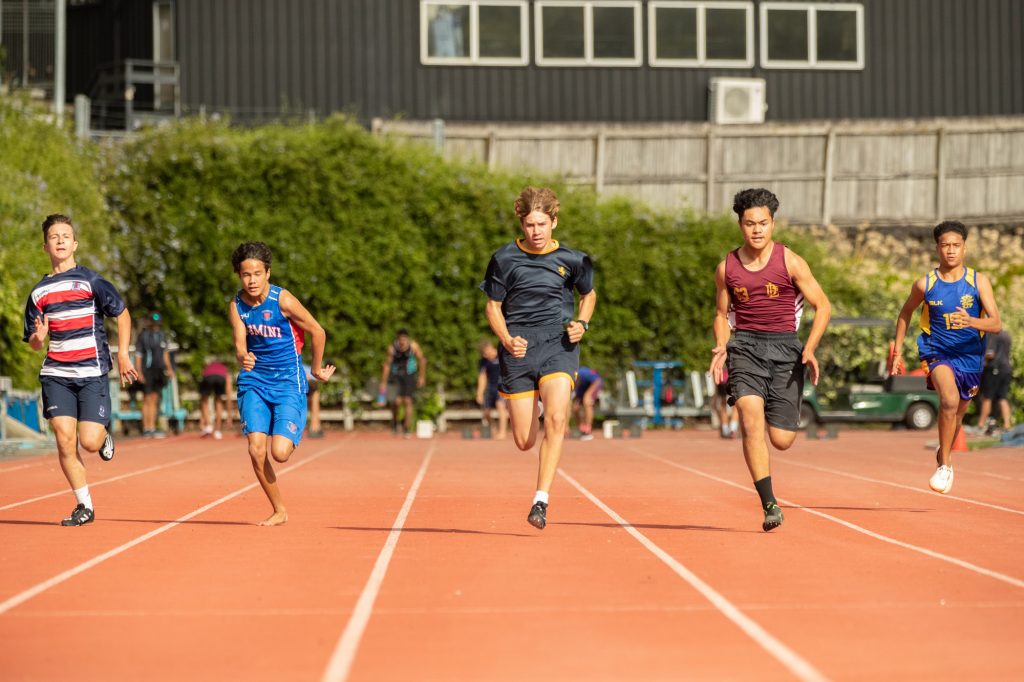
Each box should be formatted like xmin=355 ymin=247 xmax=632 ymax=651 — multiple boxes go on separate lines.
xmin=774 ymin=455 xmax=1024 ymax=515
xmin=0 ymin=447 xmax=232 ymax=511
xmin=0 ymin=443 xmax=343 ymax=616
xmin=630 ymin=445 xmax=1024 ymax=590
xmin=559 ymin=468 xmax=830 ymax=682
xmin=321 ymin=443 xmax=436 ymax=682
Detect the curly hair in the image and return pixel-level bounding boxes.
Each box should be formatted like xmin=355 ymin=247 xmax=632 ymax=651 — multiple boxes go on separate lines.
xmin=933 ymin=220 xmax=968 ymax=242
xmin=514 ymin=187 xmax=560 ymax=222
xmin=732 ymin=188 xmax=780 ymax=219
xmin=231 ymin=241 xmax=273 ymax=273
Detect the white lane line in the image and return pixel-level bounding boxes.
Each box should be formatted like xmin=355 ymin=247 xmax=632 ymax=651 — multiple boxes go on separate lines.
xmin=775 ymin=456 xmax=1024 ymax=515
xmin=560 ymin=469 xmax=830 ymax=682
xmin=321 ymin=443 xmax=436 ymax=682
xmin=0 ymin=461 xmax=47 ymax=475
xmin=633 ymin=448 xmax=1024 ymax=590
xmin=0 ymin=447 xmax=230 ymax=512
xmin=0 ymin=446 xmax=337 ymax=616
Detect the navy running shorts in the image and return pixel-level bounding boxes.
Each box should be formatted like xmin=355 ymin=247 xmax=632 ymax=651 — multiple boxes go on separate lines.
xmin=726 ymin=330 xmax=804 ymax=431
xmin=499 ymin=325 xmax=579 ymax=400
xmin=923 ymin=356 xmax=983 ymax=401
xmin=40 ymin=375 xmax=111 ymax=425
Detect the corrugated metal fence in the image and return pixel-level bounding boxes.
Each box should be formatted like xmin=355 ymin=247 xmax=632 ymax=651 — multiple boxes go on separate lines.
xmin=373 ymin=117 xmax=1024 ymax=226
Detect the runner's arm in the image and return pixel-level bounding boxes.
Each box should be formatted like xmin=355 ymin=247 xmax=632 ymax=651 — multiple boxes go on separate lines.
xmin=229 ymin=300 xmax=255 ymax=371
xmin=710 ymin=260 xmax=731 ymax=383
xmin=279 ymin=289 xmax=335 ymax=381
xmin=960 ymin=272 xmax=1002 ymax=334
xmin=892 ymin=278 xmax=926 ymax=373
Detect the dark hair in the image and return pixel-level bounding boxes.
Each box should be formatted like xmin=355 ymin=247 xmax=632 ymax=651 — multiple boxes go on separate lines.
xmin=231 ymin=241 xmax=272 ymax=273
xmin=396 ymin=328 xmax=410 ymax=337
xmin=42 ymin=214 xmax=75 ymax=240
xmin=732 ymin=188 xmax=780 ymax=219
xmin=933 ymin=220 xmax=968 ymax=242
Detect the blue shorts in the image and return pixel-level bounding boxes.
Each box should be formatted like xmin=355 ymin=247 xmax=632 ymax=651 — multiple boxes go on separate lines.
xmin=238 ymin=384 xmax=307 ymax=446
xmin=40 ymin=376 xmax=111 ymax=425
xmin=499 ymin=325 xmax=579 ymax=400
xmin=923 ymin=357 xmax=983 ymax=401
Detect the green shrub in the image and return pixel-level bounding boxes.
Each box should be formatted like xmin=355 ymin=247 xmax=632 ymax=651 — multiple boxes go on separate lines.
xmin=0 ymin=97 xmax=111 ymax=388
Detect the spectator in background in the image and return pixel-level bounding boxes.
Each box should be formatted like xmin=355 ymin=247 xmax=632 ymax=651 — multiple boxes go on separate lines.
xmin=572 ymin=366 xmax=602 ymax=441
xmin=199 ymin=357 xmax=233 ymax=439
xmin=135 ymin=312 xmax=173 ymax=438
xmin=379 ymin=329 xmax=427 ymax=437
xmin=974 ymin=329 xmax=1013 ymax=434
xmin=476 ymin=340 xmax=507 ymax=440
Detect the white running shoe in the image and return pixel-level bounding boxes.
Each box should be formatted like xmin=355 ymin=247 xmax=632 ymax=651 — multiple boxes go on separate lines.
xmin=99 ymin=431 xmax=115 ymax=461
xmin=213 ymin=430 xmax=222 ymax=440
xmin=929 ymin=465 xmax=954 ymax=494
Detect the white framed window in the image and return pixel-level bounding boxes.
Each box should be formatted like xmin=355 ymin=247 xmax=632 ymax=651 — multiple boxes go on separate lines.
xmin=649 ymin=2 xmax=753 ymax=68
xmin=535 ymin=1 xmax=643 ymax=67
xmin=760 ymin=2 xmax=864 ymax=70
xmin=421 ymin=1 xmax=529 ymax=66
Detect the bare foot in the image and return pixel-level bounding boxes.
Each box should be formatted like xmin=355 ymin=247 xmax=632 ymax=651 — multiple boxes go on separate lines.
xmin=258 ymin=510 xmax=288 ymax=526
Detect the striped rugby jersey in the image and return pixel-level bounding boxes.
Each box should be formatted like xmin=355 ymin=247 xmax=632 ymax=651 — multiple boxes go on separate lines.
xmin=23 ymin=266 xmax=126 ymax=379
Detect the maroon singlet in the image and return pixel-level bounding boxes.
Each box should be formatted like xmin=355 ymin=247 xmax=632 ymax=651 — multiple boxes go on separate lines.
xmin=725 ymin=243 xmax=803 ymax=333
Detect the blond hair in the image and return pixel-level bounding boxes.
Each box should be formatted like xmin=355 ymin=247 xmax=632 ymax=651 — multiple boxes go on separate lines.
xmin=514 ymin=187 xmax=560 ymax=222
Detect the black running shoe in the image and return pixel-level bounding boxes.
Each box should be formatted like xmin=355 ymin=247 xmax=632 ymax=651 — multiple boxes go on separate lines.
xmin=527 ymin=501 xmax=548 ymax=530
xmin=61 ymin=504 xmax=95 ymax=526
xmin=99 ymin=431 xmax=115 ymax=461
xmin=762 ymin=502 xmax=784 ymax=532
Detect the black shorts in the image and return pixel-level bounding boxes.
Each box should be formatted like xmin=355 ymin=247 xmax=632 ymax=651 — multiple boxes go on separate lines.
xmin=142 ymin=367 xmax=168 ymax=395
xmin=393 ymin=374 xmax=418 ymax=398
xmin=40 ymin=375 xmax=111 ymax=425
xmin=499 ymin=325 xmax=579 ymax=400
xmin=726 ymin=331 xmax=804 ymax=431
xmin=199 ymin=374 xmax=227 ymax=397
xmin=979 ymin=366 xmax=1011 ymax=401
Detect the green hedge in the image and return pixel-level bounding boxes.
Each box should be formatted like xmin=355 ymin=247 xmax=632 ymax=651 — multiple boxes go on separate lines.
xmin=105 ymin=117 xmax=878 ymax=397
xmin=3 ymin=103 xmax=1020 ymax=424
xmin=0 ymin=98 xmax=112 ymax=387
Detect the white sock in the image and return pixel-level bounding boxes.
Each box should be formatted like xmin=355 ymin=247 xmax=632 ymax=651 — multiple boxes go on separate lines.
xmin=729 ymin=421 xmax=739 ymax=435
xmin=73 ymin=485 xmax=93 ymax=511
xmin=533 ymin=490 xmax=549 ymax=505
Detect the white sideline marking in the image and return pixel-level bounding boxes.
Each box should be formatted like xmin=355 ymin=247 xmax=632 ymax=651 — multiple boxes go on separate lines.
xmin=0 ymin=446 xmax=335 ymax=616
xmin=0 ymin=448 xmax=228 ymax=512
xmin=321 ymin=443 xmax=435 ymax=682
xmin=634 ymin=448 xmax=1024 ymax=590
xmin=776 ymin=456 xmax=1024 ymax=515
xmin=0 ymin=461 xmax=46 ymax=475
xmin=560 ymin=469 xmax=830 ymax=682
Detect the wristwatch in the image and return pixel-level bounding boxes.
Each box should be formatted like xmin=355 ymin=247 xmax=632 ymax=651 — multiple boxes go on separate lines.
xmin=575 ymin=319 xmax=590 ymax=331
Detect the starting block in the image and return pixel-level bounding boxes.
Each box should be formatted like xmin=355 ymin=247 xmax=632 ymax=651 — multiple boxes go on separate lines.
xmin=462 ymin=423 xmax=493 ymax=440
xmin=602 ymin=420 xmax=644 ymax=439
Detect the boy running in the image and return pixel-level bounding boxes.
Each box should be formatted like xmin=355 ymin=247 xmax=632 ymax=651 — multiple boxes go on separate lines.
xmin=481 ymin=187 xmax=596 ymax=530
xmin=229 ymin=242 xmax=335 ymax=526
xmin=23 ymin=214 xmax=138 ymax=526
xmin=891 ymin=221 xmax=1001 ymax=493
xmin=710 ymin=189 xmax=831 ymax=532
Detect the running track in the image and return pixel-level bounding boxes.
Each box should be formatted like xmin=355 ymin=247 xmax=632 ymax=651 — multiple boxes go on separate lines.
xmin=1 ymin=429 xmax=1021 ymax=681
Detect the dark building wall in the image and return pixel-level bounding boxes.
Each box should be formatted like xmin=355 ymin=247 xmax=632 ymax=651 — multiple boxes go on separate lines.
xmin=67 ymin=0 xmax=154 ymax=98
xmin=160 ymin=0 xmax=1024 ymax=122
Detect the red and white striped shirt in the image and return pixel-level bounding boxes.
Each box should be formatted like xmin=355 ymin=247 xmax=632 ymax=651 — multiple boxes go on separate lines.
xmin=23 ymin=266 xmax=126 ymax=379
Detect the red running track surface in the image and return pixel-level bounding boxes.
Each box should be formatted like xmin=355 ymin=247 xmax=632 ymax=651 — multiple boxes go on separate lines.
xmin=1 ymin=429 xmax=1022 ymax=681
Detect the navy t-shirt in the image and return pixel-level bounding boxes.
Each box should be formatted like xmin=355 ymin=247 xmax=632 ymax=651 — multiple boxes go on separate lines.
xmin=480 ymin=239 xmax=594 ymax=328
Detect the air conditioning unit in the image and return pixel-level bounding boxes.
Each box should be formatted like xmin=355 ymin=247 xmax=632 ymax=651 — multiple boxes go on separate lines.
xmin=708 ymin=77 xmax=767 ymax=125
